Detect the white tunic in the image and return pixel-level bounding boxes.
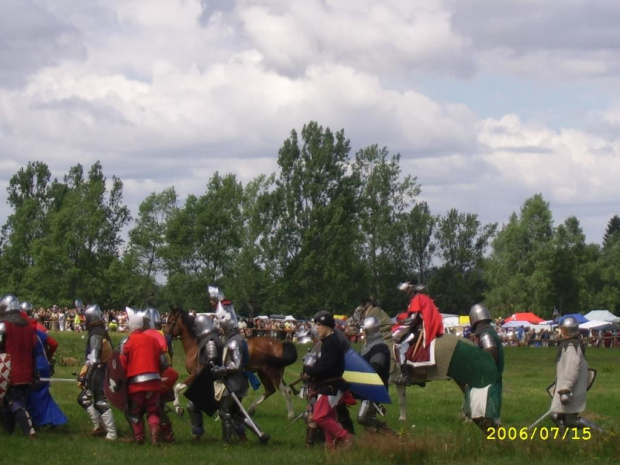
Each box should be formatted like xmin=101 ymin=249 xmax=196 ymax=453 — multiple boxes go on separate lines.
xmin=550 ymin=342 xmax=588 ymax=414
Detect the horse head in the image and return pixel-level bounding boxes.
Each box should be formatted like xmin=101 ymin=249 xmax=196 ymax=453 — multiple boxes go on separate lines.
xmin=164 ymin=306 xmax=190 ymax=340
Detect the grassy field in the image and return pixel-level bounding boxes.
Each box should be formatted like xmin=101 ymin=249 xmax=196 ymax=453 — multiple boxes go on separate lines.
xmin=1 ymin=332 xmax=618 ymax=464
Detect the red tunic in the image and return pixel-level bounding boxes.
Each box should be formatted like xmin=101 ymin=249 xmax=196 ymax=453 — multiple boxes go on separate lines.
xmin=3 ymin=320 xmax=35 ymax=385
xmin=395 ymin=293 xmax=444 ymax=348
xmin=120 ymin=330 xmax=162 ymax=394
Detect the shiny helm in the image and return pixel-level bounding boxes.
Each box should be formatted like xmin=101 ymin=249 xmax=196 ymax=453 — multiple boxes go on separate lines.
xmin=75 ymin=299 xmax=83 ymax=312
xmin=560 ymin=316 xmax=580 ymax=338
xmin=362 ymin=316 xmax=380 ymax=338
xmin=84 ymin=304 xmax=104 ymax=326
xmin=20 ymin=301 xmax=34 ymax=316
xmin=126 ymin=307 xmax=147 ymax=332
xmin=144 ymin=306 xmax=161 ymax=329
xmin=194 ymin=313 xmax=217 ymax=338
xmin=469 ymin=304 xmax=492 ymax=329
xmin=397 ymin=281 xmax=426 ymax=293
xmin=208 ymin=285 xmax=225 ymax=302
xmin=0 ymin=294 xmax=20 ymax=315
xmin=216 ymin=300 xmax=238 ymax=333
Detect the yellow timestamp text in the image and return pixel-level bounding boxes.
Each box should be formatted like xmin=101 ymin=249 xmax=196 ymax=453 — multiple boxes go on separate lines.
xmin=486 ymin=426 xmax=591 ymax=441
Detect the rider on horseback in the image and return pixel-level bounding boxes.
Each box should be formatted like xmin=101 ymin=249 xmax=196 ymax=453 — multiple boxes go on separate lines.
xmin=393 ymin=280 xmax=444 ymax=385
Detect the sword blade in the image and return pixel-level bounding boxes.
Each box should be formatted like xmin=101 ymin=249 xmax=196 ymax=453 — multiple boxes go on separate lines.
xmin=40 ymin=378 xmax=78 ymax=383
xmin=528 ymin=409 xmax=552 ymax=429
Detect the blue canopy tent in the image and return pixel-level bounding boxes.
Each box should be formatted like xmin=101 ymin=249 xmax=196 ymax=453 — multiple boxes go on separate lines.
xmin=557 ymin=313 xmax=588 ymax=325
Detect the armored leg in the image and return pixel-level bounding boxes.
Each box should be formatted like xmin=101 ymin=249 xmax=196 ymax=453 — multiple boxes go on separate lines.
xmin=159 ymin=405 xmax=175 ymax=443
xmin=100 ymin=409 xmax=117 ymax=440
xmin=187 ymin=400 xmax=204 ymax=440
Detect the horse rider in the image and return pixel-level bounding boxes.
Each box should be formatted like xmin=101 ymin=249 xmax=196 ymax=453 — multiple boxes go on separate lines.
xmin=188 ymin=312 xmax=224 ymax=440
xmin=0 ymin=294 xmax=37 ymax=438
xmin=393 ymin=280 xmax=444 ymax=385
xmin=466 ymin=304 xmax=504 ymax=431
xmin=120 ymin=309 xmax=168 ymax=445
xmin=302 ymin=310 xmax=353 ymax=450
xmin=357 ymin=316 xmax=392 ymax=433
xmin=77 ymin=304 xmax=117 ymax=440
xmin=144 ymin=306 xmax=178 ymax=443
xmin=211 ymin=296 xmax=251 ymax=443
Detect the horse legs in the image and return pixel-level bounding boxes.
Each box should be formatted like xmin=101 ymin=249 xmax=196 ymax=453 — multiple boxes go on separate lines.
xmin=278 ymin=377 xmax=295 ymax=419
xmin=173 ymin=383 xmax=187 ymax=415
xmin=397 ymin=384 xmax=407 ymax=421
xmin=247 ymin=371 xmax=276 ymax=417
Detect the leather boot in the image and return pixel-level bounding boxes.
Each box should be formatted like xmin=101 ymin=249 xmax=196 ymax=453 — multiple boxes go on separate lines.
xmin=150 ymin=424 xmax=160 ymax=446
xmin=306 ymin=422 xmax=319 ymax=447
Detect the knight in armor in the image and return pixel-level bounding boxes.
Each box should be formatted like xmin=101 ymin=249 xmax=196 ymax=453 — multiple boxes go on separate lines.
xmin=550 ymin=317 xmax=591 ymax=430
xmin=357 ymin=316 xmax=392 ymax=433
xmin=466 ymin=304 xmax=504 ymax=430
xmin=77 ymin=304 xmax=117 ymax=440
xmin=187 ymin=312 xmax=224 ymax=440
xmin=0 ymin=294 xmax=37 ymax=438
xmin=120 ymin=308 xmax=167 ymax=445
xmin=211 ymin=298 xmax=251 ymax=443
xmin=302 ymin=311 xmax=353 ymax=450
xmin=144 ymin=306 xmax=178 ymax=443
xmin=393 ymin=281 xmax=444 ymax=385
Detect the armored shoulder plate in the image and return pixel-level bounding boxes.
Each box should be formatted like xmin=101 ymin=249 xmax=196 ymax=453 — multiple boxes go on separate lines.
xmin=227 ymin=337 xmax=241 ymax=351
xmin=0 ymin=321 xmax=5 ymax=345
xmin=479 ymin=332 xmax=496 ymax=351
xmin=206 ymin=339 xmax=219 ymax=361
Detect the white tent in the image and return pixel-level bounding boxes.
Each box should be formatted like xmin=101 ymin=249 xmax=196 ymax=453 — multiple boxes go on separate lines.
xmin=580 ymin=320 xmax=619 ymax=331
xmin=284 ymin=315 xmax=297 ymax=321
xmin=441 ymin=313 xmax=460 ymax=328
xmin=583 ymin=310 xmax=620 ymax=324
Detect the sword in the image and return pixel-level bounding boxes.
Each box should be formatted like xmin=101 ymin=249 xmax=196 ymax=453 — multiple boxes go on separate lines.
xmin=372 ymin=402 xmax=386 ymax=417
xmin=528 ymin=409 xmax=552 ymax=429
xmin=220 ymin=376 xmax=270 ymax=444
xmin=40 ymin=378 xmax=79 ymax=383
xmin=285 ymin=410 xmax=308 ymax=429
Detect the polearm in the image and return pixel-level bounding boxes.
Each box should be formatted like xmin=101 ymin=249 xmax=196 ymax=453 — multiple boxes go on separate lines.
xmin=528 ymin=409 xmax=552 ymax=429
xmin=219 ymin=376 xmax=270 ymax=444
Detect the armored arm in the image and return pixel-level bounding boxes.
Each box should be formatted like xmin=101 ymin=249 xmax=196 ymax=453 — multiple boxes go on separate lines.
xmin=223 ymin=339 xmax=244 ymax=374
xmin=478 ymin=333 xmax=500 ymax=365
xmin=84 ymin=334 xmax=104 ymax=388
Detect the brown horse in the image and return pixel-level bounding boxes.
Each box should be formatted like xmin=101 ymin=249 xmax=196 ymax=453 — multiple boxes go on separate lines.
xmin=164 ymin=308 xmax=299 ymax=419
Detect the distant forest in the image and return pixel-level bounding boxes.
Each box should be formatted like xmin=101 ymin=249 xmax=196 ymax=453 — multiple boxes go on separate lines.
xmin=1 ymin=122 xmax=619 ymax=319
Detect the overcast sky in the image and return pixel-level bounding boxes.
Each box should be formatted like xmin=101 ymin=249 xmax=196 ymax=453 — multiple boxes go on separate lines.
xmin=1 ymin=0 xmax=619 ymax=245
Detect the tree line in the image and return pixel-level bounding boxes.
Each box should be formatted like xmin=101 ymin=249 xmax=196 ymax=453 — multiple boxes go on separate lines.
xmin=1 ymin=122 xmax=619 ymax=319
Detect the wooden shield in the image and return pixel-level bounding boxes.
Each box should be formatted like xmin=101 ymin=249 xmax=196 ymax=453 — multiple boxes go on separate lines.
xmin=184 ymin=366 xmax=219 ymax=416
xmin=0 ymin=353 xmax=11 ymax=400
xmin=104 ymin=351 xmax=128 ymax=413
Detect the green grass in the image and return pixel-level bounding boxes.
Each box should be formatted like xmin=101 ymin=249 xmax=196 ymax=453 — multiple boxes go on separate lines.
xmin=1 ymin=332 xmax=618 ymax=464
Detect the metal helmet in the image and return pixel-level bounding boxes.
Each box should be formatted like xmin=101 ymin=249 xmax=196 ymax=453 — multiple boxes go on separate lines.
xmin=126 ymin=307 xmax=147 ymax=332
xmin=0 ymin=294 xmax=20 ymax=315
xmin=216 ymin=300 xmax=238 ymax=333
xmin=397 ymin=282 xmax=426 ymax=293
xmin=469 ymin=304 xmax=492 ymax=328
xmin=194 ymin=313 xmax=217 ymax=338
xmin=362 ymin=316 xmax=380 ymax=338
xmin=208 ymin=285 xmax=225 ymax=302
xmin=560 ymin=316 xmax=580 ymax=338
xmin=75 ymin=299 xmax=83 ymax=311
xmin=84 ymin=304 xmax=104 ymax=326
xmin=20 ymin=301 xmax=34 ymax=315
xmin=144 ymin=306 xmax=161 ymax=329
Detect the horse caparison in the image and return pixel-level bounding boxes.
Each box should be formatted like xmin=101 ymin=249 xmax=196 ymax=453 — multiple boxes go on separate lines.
xmin=164 ymin=308 xmax=299 ymax=419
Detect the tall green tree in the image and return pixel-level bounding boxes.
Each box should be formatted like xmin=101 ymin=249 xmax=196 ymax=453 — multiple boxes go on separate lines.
xmin=484 ymin=194 xmax=555 ymax=317
xmin=265 ymin=122 xmax=362 ymax=316
xmin=352 ymin=145 xmax=420 ymax=310
xmin=0 ymin=161 xmax=54 ymax=294
xmin=163 ymin=173 xmax=244 ymax=310
xmin=430 ymin=209 xmax=496 ymax=314
xmin=603 ymin=214 xmax=620 ymax=250
xmin=402 ymin=201 xmax=436 ymax=284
